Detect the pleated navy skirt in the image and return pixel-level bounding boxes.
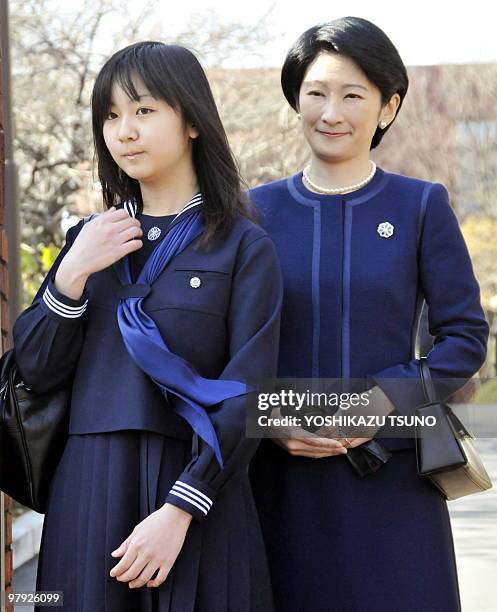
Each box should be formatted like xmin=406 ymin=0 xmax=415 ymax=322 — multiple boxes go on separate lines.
xmin=249 ymin=439 xmax=461 ymax=612
xmin=35 ymin=431 xmax=273 ymax=612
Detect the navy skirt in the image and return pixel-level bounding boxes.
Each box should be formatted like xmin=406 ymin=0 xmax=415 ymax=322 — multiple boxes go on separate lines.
xmin=35 ymin=431 xmax=273 ymax=612
xmin=249 ymin=439 xmax=461 ymax=612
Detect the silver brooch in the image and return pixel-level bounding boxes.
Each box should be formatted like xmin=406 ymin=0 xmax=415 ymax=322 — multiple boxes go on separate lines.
xmin=377 ymin=222 xmax=394 ymax=238
xmin=148 ymin=226 xmax=161 ymax=241
xmin=190 ymin=277 xmax=201 ymax=289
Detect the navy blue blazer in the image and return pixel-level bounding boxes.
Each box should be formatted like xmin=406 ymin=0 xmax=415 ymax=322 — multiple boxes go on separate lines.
xmin=250 ymin=167 xmax=489 ymax=451
xmin=12 ymin=201 xmax=283 ymax=520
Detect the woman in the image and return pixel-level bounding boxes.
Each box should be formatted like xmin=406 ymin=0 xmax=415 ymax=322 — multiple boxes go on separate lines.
xmin=13 ymin=41 xmax=281 ymax=611
xmin=248 ymin=17 xmax=488 ymax=612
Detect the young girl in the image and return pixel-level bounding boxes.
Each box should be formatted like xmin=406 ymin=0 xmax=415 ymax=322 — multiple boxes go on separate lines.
xmin=13 ymin=41 xmax=281 ymax=611
xmin=248 ymin=17 xmax=488 ymax=612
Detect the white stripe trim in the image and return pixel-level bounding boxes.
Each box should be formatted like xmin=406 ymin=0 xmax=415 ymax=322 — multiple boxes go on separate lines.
xmin=123 ymin=195 xmax=201 ymax=222
xmin=45 ymin=285 xmax=89 ymax=310
xmin=123 ymin=200 xmax=137 ymax=218
xmin=172 ymin=193 xmax=203 ymax=223
xmin=174 ymin=480 xmax=213 ymax=506
xmin=171 ymin=483 xmax=212 ymax=513
xmin=43 ymin=286 xmax=87 ymax=318
xmin=169 ymin=490 xmax=208 ymax=516
xmin=183 ymin=194 xmax=203 ymax=209
xmin=175 ymin=200 xmax=202 ymax=214
xmin=177 ymin=201 xmax=200 ymax=216
xmin=184 ymin=193 xmax=202 ymax=205
xmin=171 ymin=487 xmax=210 ymax=514
xmin=187 ymin=193 xmax=203 ymax=205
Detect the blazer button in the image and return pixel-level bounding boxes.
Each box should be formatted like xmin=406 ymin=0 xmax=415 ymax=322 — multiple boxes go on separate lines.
xmin=190 ymin=276 xmax=202 ymax=288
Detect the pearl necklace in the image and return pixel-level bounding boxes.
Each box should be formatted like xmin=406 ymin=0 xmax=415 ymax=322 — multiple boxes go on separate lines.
xmin=302 ymin=161 xmax=377 ymax=195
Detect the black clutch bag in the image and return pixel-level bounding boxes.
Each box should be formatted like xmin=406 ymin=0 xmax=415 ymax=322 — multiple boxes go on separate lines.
xmin=345 ymin=439 xmax=392 ymax=477
xmin=0 ymin=348 xmax=70 ymax=513
xmin=415 ymin=356 xmax=492 ymax=500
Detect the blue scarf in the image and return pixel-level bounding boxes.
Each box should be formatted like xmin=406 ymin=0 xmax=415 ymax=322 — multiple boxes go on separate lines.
xmin=114 ymin=197 xmax=246 ymax=467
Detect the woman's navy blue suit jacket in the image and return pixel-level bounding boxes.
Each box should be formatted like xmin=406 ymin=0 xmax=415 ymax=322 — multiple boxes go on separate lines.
xmin=249 ymin=167 xmax=489 ymax=450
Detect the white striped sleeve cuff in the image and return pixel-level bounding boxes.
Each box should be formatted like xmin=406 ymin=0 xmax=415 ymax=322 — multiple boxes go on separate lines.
xmin=41 ymin=279 xmax=89 ymax=320
xmin=165 ymin=479 xmax=215 ymax=522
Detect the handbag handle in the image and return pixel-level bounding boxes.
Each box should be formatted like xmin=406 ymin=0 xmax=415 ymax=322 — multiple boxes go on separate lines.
xmin=419 ymin=356 xmax=436 ymax=403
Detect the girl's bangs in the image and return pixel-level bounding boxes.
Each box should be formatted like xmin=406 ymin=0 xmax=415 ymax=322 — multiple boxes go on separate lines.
xmin=93 ymin=51 xmax=178 ymax=124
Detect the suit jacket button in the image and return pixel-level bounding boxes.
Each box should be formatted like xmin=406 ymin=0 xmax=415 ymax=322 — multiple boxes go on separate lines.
xmin=190 ymin=276 xmax=202 ymax=288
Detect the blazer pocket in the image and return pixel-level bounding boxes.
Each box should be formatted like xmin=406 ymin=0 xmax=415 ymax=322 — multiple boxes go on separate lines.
xmin=144 ymin=269 xmax=231 ymax=316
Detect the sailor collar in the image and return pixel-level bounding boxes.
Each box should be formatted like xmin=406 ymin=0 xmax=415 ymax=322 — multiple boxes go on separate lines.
xmin=122 ymin=193 xmax=203 ymax=230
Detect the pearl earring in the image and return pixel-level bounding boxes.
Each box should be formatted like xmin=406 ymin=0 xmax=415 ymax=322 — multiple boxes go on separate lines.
xmin=297 ymin=113 xmax=301 ymax=120
xmin=380 ymin=121 xmax=387 ymax=129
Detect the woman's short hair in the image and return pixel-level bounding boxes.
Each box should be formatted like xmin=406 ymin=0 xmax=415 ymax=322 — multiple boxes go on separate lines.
xmin=281 ymin=17 xmax=409 ymax=149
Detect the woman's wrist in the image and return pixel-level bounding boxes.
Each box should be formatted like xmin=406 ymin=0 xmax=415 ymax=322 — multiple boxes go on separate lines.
xmin=54 ymin=257 xmax=90 ymax=301
xmin=161 ymin=502 xmax=193 ymax=525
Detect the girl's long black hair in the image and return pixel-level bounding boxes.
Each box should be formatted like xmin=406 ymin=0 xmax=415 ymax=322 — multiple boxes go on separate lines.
xmin=91 ymin=41 xmax=254 ymax=245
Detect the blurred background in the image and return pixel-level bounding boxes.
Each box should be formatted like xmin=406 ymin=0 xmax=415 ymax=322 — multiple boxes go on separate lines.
xmin=5 ymin=0 xmax=497 ymax=610
xmin=11 ymin=0 xmax=497 ymax=317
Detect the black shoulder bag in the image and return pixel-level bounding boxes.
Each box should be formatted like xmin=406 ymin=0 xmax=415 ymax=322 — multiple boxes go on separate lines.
xmin=0 ymin=349 xmax=70 ymax=513
xmin=415 ymin=356 xmax=492 ymax=500
xmin=0 ymin=213 xmax=97 ymax=513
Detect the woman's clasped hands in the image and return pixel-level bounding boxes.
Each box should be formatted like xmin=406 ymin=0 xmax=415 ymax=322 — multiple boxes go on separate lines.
xmin=269 ymin=405 xmax=354 ymax=458
xmin=270 ymin=385 xmax=394 ymax=458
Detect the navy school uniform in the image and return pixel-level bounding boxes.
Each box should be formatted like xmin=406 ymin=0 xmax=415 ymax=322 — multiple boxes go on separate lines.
xmin=248 ymin=168 xmax=489 ymax=612
xmin=13 ymin=195 xmax=282 ymax=612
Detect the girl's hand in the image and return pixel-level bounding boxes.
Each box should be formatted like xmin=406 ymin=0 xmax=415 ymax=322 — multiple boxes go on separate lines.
xmin=55 ymin=207 xmax=143 ymax=298
xmin=109 ymin=503 xmax=192 ymax=589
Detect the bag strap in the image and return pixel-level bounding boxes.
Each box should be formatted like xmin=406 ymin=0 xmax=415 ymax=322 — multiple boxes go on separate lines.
xmin=419 ymin=356 xmax=436 ymax=403
xmin=416 ymin=185 xmax=430 ymax=260
xmin=417 ymin=188 xmax=437 ymax=403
